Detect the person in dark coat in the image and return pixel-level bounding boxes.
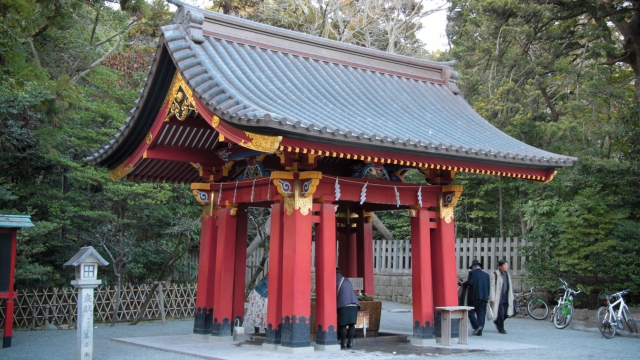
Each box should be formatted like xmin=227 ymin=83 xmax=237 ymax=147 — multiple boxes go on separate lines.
xmin=336 ymin=267 xmax=360 ymax=349
xmin=460 ymin=259 xmax=490 ymax=336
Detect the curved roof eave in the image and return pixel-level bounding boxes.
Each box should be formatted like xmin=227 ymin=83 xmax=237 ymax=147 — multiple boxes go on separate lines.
xmin=88 ymin=4 xmax=578 ymax=172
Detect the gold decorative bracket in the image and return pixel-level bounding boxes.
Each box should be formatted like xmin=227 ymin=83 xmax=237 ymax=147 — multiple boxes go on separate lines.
xmin=191 ymin=183 xmax=218 ymax=219
xmin=439 ymin=184 xmax=463 ymax=223
xmin=271 ymin=171 xmax=322 ymax=216
xmin=109 ymin=158 xmax=133 ymax=181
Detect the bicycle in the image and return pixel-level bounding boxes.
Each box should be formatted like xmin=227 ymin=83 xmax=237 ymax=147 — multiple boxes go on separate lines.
xmin=513 ymin=286 xmax=549 ymax=320
xmin=597 ymin=289 xmax=637 ymax=339
xmin=551 ymin=277 xmax=581 ymax=329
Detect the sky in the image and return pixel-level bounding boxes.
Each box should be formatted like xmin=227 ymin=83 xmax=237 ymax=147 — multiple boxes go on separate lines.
xmin=417 ymin=1 xmax=449 ymax=52
xmin=168 ymin=0 xmax=449 ymax=52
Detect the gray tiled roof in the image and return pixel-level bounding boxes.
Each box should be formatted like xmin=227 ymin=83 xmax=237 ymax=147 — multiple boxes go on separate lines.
xmin=88 ymin=3 xmax=577 ymax=170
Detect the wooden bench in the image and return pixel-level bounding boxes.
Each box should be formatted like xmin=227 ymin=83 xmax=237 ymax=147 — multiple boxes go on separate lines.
xmin=435 ymin=306 xmax=474 ymax=346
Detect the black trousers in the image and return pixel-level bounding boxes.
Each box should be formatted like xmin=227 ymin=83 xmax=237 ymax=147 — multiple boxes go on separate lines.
xmin=338 ymin=324 xmax=355 ymax=347
xmin=469 ymin=299 xmax=487 ymax=331
xmin=495 ymin=295 xmax=508 ymax=331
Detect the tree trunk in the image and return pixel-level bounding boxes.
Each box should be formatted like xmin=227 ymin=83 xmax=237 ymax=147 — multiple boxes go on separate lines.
xmin=110 ymin=273 xmax=121 ymax=327
xmin=372 ymin=213 xmax=393 ymax=240
xmin=130 ymin=283 xmax=159 ymax=325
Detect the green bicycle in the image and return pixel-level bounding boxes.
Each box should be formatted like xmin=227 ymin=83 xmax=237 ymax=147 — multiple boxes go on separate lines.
xmin=552 ymin=277 xmax=581 ymax=329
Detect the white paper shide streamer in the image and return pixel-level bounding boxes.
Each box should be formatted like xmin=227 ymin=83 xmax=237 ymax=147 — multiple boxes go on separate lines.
xmin=394 ymin=186 xmax=400 ymax=208
xmin=233 ymin=181 xmax=238 ymax=203
xmin=334 ymin=177 xmax=341 ymax=201
xmin=418 ymin=185 xmax=423 ymax=208
xmin=250 ymin=179 xmax=256 ymax=203
xmin=217 ymin=183 xmax=223 ymax=205
xmin=360 ymin=182 xmax=368 ymax=205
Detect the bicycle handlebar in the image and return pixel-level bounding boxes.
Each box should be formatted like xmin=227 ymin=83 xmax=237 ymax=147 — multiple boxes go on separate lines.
xmin=602 ymin=289 xmax=631 ymax=299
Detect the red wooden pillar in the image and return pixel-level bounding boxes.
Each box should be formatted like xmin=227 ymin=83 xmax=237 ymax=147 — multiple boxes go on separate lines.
xmin=232 ymin=206 xmax=248 ymax=326
xmin=279 ymin=202 xmax=313 ymax=349
xmin=337 ymin=227 xmax=351 ymax=275
xmin=410 ymin=208 xmax=436 ymax=344
xmin=356 ymin=213 xmax=375 ymax=295
xmin=431 ymin=216 xmax=459 ymax=308
xmin=314 ymin=203 xmax=338 ymax=347
xmin=431 ymin=185 xmax=462 ymax=341
xmin=1 ymin=229 xmax=18 ymax=348
xmin=265 ymin=203 xmax=284 ymax=346
xmin=347 ymin=229 xmax=358 ymax=278
xmin=194 ymin=213 xmax=217 ymax=335
xmin=212 ymin=206 xmax=237 ymax=337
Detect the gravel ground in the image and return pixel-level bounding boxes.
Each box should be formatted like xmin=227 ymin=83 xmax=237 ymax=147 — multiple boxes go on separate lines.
xmin=2 ymin=301 xmax=638 ymax=360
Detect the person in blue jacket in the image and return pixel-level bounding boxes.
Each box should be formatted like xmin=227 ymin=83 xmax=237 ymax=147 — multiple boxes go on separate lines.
xmin=460 ymin=259 xmax=490 ymax=336
xmin=336 ymin=267 xmax=360 ymax=349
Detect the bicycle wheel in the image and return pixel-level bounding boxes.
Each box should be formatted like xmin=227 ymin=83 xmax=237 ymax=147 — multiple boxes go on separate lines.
xmin=527 ymin=298 xmax=549 ymax=320
xmin=597 ymin=306 xmax=616 ymax=339
xmin=553 ymin=303 xmax=574 ymax=329
xmin=622 ymin=306 xmax=637 ymax=333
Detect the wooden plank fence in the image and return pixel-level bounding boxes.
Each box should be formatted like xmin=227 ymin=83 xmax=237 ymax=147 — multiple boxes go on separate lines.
xmin=243 ymin=237 xmax=528 ymax=280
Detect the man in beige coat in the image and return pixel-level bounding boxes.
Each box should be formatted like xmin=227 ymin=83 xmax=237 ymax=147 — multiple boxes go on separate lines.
xmin=489 ymin=259 xmax=514 ymax=334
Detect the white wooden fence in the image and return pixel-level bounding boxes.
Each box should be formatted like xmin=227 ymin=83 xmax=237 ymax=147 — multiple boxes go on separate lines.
xmin=244 ymin=237 xmax=528 ymax=282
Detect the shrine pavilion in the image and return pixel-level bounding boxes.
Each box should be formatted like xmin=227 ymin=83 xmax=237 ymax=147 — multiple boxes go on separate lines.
xmin=88 ymin=0 xmax=577 ymax=352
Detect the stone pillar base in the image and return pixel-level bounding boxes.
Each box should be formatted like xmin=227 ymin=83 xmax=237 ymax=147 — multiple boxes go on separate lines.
xmin=313 ymin=343 xmax=341 ymax=352
xmin=261 ymin=343 xmax=279 ymax=351
xmin=436 ymin=337 xmax=458 ymax=344
xmin=190 ymin=334 xmax=211 ymax=341
xmin=277 ymin=345 xmax=315 ymax=354
xmin=209 ymin=335 xmax=233 ymax=342
xmin=410 ymin=337 xmax=437 ymax=346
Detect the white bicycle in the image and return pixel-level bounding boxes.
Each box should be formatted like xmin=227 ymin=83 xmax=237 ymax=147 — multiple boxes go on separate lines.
xmin=597 ymin=289 xmax=637 ymax=339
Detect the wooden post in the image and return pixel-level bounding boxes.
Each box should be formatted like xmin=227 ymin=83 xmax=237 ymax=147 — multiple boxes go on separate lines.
xmin=264 ymin=203 xmax=284 ymax=348
xmin=278 ymin=200 xmax=313 ymax=352
xmin=409 ymin=208 xmax=436 ymax=345
xmin=232 ymin=206 xmax=248 ymax=326
xmin=313 ymin=202 xmax=339 ymax=350
xmin=193 ymin=213 xmax=217 ymax=335
xmin=212 ymin=207 xmax=237 ymax=338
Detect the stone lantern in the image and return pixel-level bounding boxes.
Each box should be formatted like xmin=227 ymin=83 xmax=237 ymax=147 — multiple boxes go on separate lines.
xmin=64 ymin=246 xmax=108 ymax=360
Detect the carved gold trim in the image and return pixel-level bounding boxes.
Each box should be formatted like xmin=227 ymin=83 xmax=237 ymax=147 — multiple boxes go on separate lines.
xmin=439 ymin=184 xmax=464 ymax=223
xmin=109 ymin=158 xmax=133 ymax=181
xmin=163 ymin=72 xmax=197 ymax=122
xmin=226 ymin=202 xmax=238 ymax=217
xmin=240 ymin=132 xmax=282 ymax=153
xmin=543 ymin=171 xmax=558 ymax=183
xmin=273 ymin=171 xmax=321 ymax=216
xmin=212 ymin=115 xmax=220 ymax=128
xmin=146 ymin=133 xmax=153 ymax=145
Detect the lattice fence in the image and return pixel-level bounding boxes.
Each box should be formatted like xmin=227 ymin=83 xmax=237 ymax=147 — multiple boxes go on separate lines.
xmin=0 ymin=283 xmax=196 ymax=328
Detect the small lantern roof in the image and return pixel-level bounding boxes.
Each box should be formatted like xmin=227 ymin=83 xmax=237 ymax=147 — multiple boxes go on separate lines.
xmin=64 ymin=246 xmax=109 ymax=267
xmin=0 ymin=215 xmax=35 ymax=229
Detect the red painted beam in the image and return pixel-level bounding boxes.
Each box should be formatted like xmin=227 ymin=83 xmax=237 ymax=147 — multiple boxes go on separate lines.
xmin=280 ymin=138 xmax=557 ymax=181
xmin=122 ymin=101 xmax=170 ymax=169
xmin=144 ymin=146 xmax=218 ymax=164
xmin=199 ymin=177 xmax=440 ymax=208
